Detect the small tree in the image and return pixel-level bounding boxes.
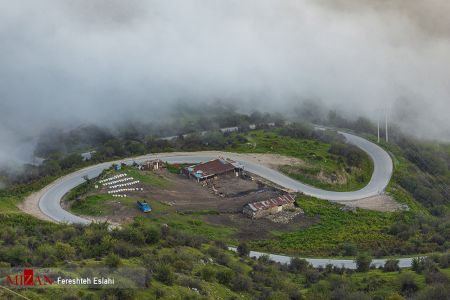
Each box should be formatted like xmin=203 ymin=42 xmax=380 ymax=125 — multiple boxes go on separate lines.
xmin=399 ymin=273 xmax=419 ymax=297
xmin=237 ymin=242 xmax=250 ymax=257
xmin=355 ymin=252 xmax=372 ymax=272
xmin=305 ymin=269 xmax=321 ymax=285
xmin=411 ymin=257 xmax=423 ymax=273
xmin=342 ymin=243 xmax=357 ymax=256
xmin=415 ymin=283 xmax=450 ymax=300
xmin=258 ymin=254 xmax=271 ymax=264
xmin=289 ymin=257 xmax=310 ymax=274
xmin=231 ymin=274 xmax=252 ymax=291
xmin=155 ymin=265 xmax=174 ymax=286
xmin=200 ymin=265 xmax=216 ymax=282
xmin=216 ymin=270 xmax=233 ymax=285
xmin=439 ymin=253 xmax=450 ymax=268
xmin=105 ymin=253 xmax=121 ymax=268
xmin=424 ymin=270 xmax=449 ymax=285
xmin=412 ymin=257 xmax=438 ymax=274
xmin=55 ymin=242 xmax=76 ymax=260
xmin=217 ymin=252 xmax=231 ymax=266
xmin=384 ymin=259 xmax=400 ymax=272
xmin=144 ymin=227 xmax=160 ymax=244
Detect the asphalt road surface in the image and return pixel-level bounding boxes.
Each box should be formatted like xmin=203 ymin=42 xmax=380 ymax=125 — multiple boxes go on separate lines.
xmin=228 ymin=248 xmax=414 ymax=270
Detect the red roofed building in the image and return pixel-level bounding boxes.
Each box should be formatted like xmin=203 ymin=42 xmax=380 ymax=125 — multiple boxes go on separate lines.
xmin=243 ymin=194 xmax=296 ymax=218
xmin=183 ymin=158 xmax=243 ymax=182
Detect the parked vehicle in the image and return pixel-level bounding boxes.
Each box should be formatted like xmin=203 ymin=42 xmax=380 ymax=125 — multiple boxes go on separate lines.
xmin=137 ymin=201 xmax=151 ymax=213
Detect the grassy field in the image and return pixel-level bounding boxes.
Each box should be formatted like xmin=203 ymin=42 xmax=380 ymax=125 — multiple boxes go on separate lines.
xmin=114 ymin=166 xmax=171 ymax=188
xmin=229 ymin=130 xmax=374 ymax=191
xmin=70 ymin=194 xmax=136 ymax=216
xmin=245 ymin=196 xmax=401 ymax=257
xmin=0 ymin=194 xmax=22 ymax=213
xmin=70 ymin=192 xmax=403 ymax=257
xmin=66 ymin=165 xmax=172 ymax=217
xmin=279 ymin=160 xmax=373 ymax=192
xmin=69 ymin=192 xmax=237 ymax=241
xmin=348 ymin=269 xmax=427 ymax=298
xmin=138 ymin=212 xmax=237 ymax=242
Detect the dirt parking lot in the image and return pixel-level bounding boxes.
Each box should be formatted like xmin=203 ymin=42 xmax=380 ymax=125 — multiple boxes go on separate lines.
xmin=140 ymin=170 xmax=282 ymax=213
xmin=63 ymin=166 xmax=291 ymax=225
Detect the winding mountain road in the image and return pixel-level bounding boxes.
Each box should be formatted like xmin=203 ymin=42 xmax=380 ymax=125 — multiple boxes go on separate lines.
xmin=38 ymin=128 xmax=393 ymax=224
xmin=29 ymin=128 xmax=405 ymax=268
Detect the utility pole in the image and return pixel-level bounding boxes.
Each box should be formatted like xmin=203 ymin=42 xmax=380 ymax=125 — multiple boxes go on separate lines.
xmin=385 ymin=109 xmax=389 ymax=143
xmin=377 ymin=118 xmax=380 ymax=143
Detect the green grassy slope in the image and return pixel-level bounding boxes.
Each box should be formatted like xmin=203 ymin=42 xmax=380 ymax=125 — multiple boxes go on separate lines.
xmin=229 ymin=130 xmax=374 ymax=191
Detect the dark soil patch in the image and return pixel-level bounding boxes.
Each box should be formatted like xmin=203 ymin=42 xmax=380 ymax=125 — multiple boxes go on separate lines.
xmin=144 ymin=171 xmax=282 ymax=213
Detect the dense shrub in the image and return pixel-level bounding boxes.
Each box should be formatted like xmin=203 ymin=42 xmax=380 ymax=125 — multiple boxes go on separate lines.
xmin=104 ymin=253 xmax=121 ymax=268
xmin=305 ymin=269 xmax=321 ymax=285
xmin=384 ymin=259 xmax=400 ymax=272
xmin=199 ymin=265 xmax=216 ymax=282
xmin=237 ymin=242 xmax=250 ymax=257
xmin=399 ymin=273 xmax=419 ymax=297
xmin=216 ymin=270 xmax=233 ymax=285
xmin=355 ymin=253 xmax=372 ymax=272
xmin=425 ymin=270 xmax=449 ymax=285
xmin=154 ymin=265 xmax=174 ymax=286
xmin=289 ymin=257 xmax=310 ymax=274
xmin=342 ymin=243 xmax=358 ymax=256
xmin=415 ymin=283 xmax=450 ymax=300
xmin=231 ymin=274 xmax=252 ymax=291
xmin=329 ymin=142 xmax=366 ymax=167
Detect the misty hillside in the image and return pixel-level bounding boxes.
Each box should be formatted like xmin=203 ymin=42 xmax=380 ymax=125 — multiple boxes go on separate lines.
xmin=1 ymin=1 xmax=450 ymax=299
xmin=1 ymin=0 xmax=450 ymax=169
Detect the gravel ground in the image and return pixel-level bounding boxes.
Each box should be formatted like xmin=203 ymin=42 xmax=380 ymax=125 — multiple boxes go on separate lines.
xmin=336 ymin=194 xmax=402 ymax=212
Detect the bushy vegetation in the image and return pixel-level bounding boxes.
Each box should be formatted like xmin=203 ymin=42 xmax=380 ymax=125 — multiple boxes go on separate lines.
xmin=318 ymin=110 xmax=450 ymax=254
xmin=3 ymin=109 xmax=446 ymax=259
xmin=0 ymin=212 xmax=449 ymax=299
xmin=254 ymin=196 xmax=401 ymax=257
xmin=1 ymin=104 xmax=449 ymax=298
xmin=3 ymin=107 xmax=448 ymax=252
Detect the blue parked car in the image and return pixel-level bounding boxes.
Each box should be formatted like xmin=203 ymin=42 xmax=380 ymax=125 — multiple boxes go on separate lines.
xmin=137 ymin=201 xmax=152 ymax=213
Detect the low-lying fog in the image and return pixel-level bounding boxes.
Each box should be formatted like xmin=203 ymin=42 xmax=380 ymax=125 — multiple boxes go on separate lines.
xmin=1 ymin=0 xmax=449 ymax=168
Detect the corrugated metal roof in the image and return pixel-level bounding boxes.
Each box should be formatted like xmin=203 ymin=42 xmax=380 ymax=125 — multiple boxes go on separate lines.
xmin=186 ymin=158 xmax=239 ymax=179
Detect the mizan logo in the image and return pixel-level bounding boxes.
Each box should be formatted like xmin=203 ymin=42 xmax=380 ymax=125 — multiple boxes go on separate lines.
xmin=6 ymin=269 xmax=53 ymax=287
